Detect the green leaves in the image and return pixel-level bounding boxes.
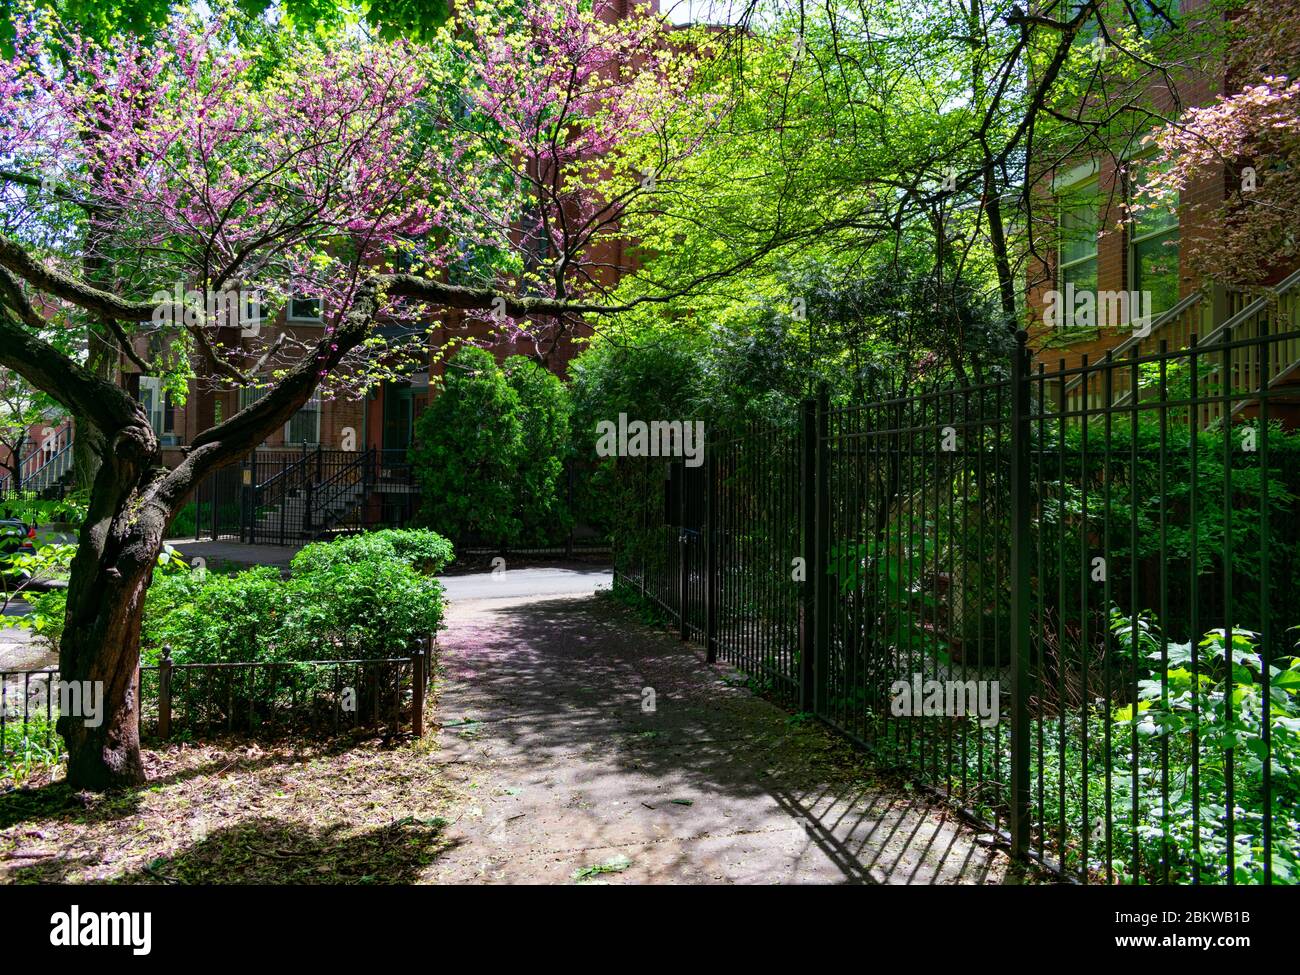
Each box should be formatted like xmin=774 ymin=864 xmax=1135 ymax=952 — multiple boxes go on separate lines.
xmin=572 ymin=853 xmax=631 ymax=882
xmin=143 ymin=530 xmax=451 ymax=667
xmin=411 ymin=347 xmax=571 ymax=547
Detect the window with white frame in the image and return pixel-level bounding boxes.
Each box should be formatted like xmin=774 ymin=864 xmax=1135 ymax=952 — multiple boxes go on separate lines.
xmin=1055 ymin=177 xmax=1100 ymax=336
xmin=287 ymin=295 xmax=322 ymax=321
xmin=238 ymin=384 xmax=321 ymax=445
xmin=1128 ymin=157 xmax=1180 ymax=318
xmin=138 ymin=376 xmax=173 ymax=442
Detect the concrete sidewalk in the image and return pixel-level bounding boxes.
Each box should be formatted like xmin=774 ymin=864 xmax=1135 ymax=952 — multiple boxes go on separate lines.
xmin=427 ymin=589 xmax=1011 ymax=884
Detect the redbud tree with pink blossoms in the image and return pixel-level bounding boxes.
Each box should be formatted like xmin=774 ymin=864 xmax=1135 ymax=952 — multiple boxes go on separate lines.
xmin=0 ymin=1 xmax=721 ymax=788
xmin=1139 ymin=0 xmax=1300 ymax=285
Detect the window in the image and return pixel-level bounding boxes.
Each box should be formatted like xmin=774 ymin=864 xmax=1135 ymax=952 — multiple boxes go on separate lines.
xmin=1128 ymin=159 xmax=1180 ymax=317
xmin=138 ymin=376 xmax=174 ymax=443
xmin=285 ymin=392 xmax=321 ymax=445
xmin=1056 ymin=179 xmax=1100 ymax=335
xmin=238 ymin=384 xmax=321 ymax=445
xmin=287 ymin=296 xmax=322 ymax=321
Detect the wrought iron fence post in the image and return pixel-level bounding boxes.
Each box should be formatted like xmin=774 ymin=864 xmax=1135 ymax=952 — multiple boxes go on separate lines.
xmin=705 ymin=446 xmax=717 ymax=662
xmin=1009 ymin=330 xmax=1032 ymax=861
xmin=799 ymin=396 xmax=817 ymax=712
xmin=678 ymin=463 xmax=689 ymax=641
xmin=158 ymin=645 xmax=173 ymax=740
xmin=241 ymin=459 xmax=253 ymax=543
xmin=210 ymin=472 xmax=219 ymax=540
xmin=279 ymin=474 xmax=287 ymax=546
xmin=812 ymin=385 xmax=830 ymax=716
xmin=411 ymin=646 xmax=425 ymax=738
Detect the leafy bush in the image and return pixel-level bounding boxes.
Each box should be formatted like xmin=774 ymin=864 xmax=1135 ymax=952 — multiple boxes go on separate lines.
xmin=1100 ymin=612 xmax=1300 ymax=884
xmin=275 ymin=559 xmax=444 ymax=661
xmin=410 ymin=345 xmax=524 ymax=545
xmin=144 ymin=531 xmax=451 ymax=666
xmin=863 ymin=611 xmax=1300 ymax=884
xmin=292 ymin=528 xmax=454 ymax=577
xmin=14 ymin=589 xmax=67 ymax=648
xmin=0 ymin=491 xmax=88 ymax=528
xmin=411 ymin=346 xmax=574 ymax=547
xmin=503 ymin=355 xmax=572 ymax=545
xmin=1035 ymin=417 xmax=1300 ymax=641
xmin=142 ymin=567 xmax=289 ymax=665
xmin=569 ymin=322 xmax=704 ymax=540
xmin=135 ymin=532 xmax=450 ymax=733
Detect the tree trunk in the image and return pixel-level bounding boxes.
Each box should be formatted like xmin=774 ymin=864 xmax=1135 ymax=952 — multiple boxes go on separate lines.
xmin=58 ymin=430 xmax=168 ymax=790
xmin=72 ymin=421 xmax=106 ymax=497
xmin=57 ymin=548 xmax=153 ymax=789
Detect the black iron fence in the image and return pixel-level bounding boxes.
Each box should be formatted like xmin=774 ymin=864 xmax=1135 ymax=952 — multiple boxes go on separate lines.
xmin=1 ymin=642 xmax=433 ymax=771
xmin=615 ymin=327 xmax=1300 ymax=885
xmin=183 ymin=447 xmax=611 ymax=554
xmin=244 ymin=447 xmax=380 ymax=545
xmin=182 ymin=447 xmax=418 ymax=544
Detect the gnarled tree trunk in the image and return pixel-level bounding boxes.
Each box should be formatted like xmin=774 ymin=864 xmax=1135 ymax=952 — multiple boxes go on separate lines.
xmin=58 ymin=422 xmax=167 ymax=790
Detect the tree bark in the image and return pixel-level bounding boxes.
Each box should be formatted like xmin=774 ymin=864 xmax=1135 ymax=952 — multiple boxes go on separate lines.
xmin=57 ymin=416 xmax=165 ymax=789
xmin=57 ymin=548 xmax=153 ymax=789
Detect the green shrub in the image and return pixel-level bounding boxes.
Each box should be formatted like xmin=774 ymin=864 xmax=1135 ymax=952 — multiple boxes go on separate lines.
xmin=23 ymin=589 xmax=67 ymax=648
xmin=0 ymin=491 xmax=88 ymax=528
xmin=1100 ymin=613 xmax=1300 ymax=884
xmin=145 ymin=532 xmax=449 ymax=666
xmin=377 ymin=528 xmax=455 ymax=573
xmin=291 ymin=528 xmax=453 ymax=577
xmin=410 ymin=347 xmax=575 ymax=546
xmin=276 ymin=558 xmax=444 ymax=661
xmin=411 ymin=345 xmax=524 ymax=545
xmin=138 ymin=533 xmax=448 ymax=729
xmin=142 ymin=566 xmax=288 ymax=665
xmin=503 ymin=355 xmax=572 ymax=545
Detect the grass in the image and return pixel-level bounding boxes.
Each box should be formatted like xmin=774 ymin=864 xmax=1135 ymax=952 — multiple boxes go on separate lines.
xmin=0 ymin=713 xmax=62 ymax=789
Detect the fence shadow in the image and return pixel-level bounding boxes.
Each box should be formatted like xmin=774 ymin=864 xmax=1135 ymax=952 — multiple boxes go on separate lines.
xmin=435 ymin=593 xmax=1009 ymax=884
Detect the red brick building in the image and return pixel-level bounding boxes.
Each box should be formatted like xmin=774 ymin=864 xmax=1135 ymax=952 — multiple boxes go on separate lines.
xmin=1025 ymin=0 xmax=1300 ymax=413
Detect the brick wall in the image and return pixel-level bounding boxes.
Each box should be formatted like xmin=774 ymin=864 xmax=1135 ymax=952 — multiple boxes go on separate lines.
xmin=1027 ymin=13 xmax=1230 ymax=371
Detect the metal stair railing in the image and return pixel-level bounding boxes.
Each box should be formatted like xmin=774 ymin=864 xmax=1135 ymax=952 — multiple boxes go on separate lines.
xmin=1137 ymin=267 xmax=1300 ymax=424
xmin=16 ymin=438 xmax=75 ymax=494
xmin=304 ymin=448 xmax=371 ymax=537
xmin=1053 ymin=268 xmax=1300 ymax=420
xmin=1058 ymin=290 xmax=1206 ymax=413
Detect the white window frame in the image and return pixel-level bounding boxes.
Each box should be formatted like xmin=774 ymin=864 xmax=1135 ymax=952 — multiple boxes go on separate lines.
xmin=1125 ymin=155 xmax=1180 ymax=316
xmin=238 ymin=384 xmax=321 ymax=446
xmin=138 ymin=376 xmax=167 ymax=439
xmin=1058 ymin=180 xmax=1099 ymax=289
xmin=287 ymin=295 xmax=323 ymax=322
xmin=1054 ymin=172 xmax=1101 ymax=334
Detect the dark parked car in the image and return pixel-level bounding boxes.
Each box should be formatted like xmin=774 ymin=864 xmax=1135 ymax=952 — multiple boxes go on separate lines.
xmin=0 ymin=518 xmax=36 ymax=562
